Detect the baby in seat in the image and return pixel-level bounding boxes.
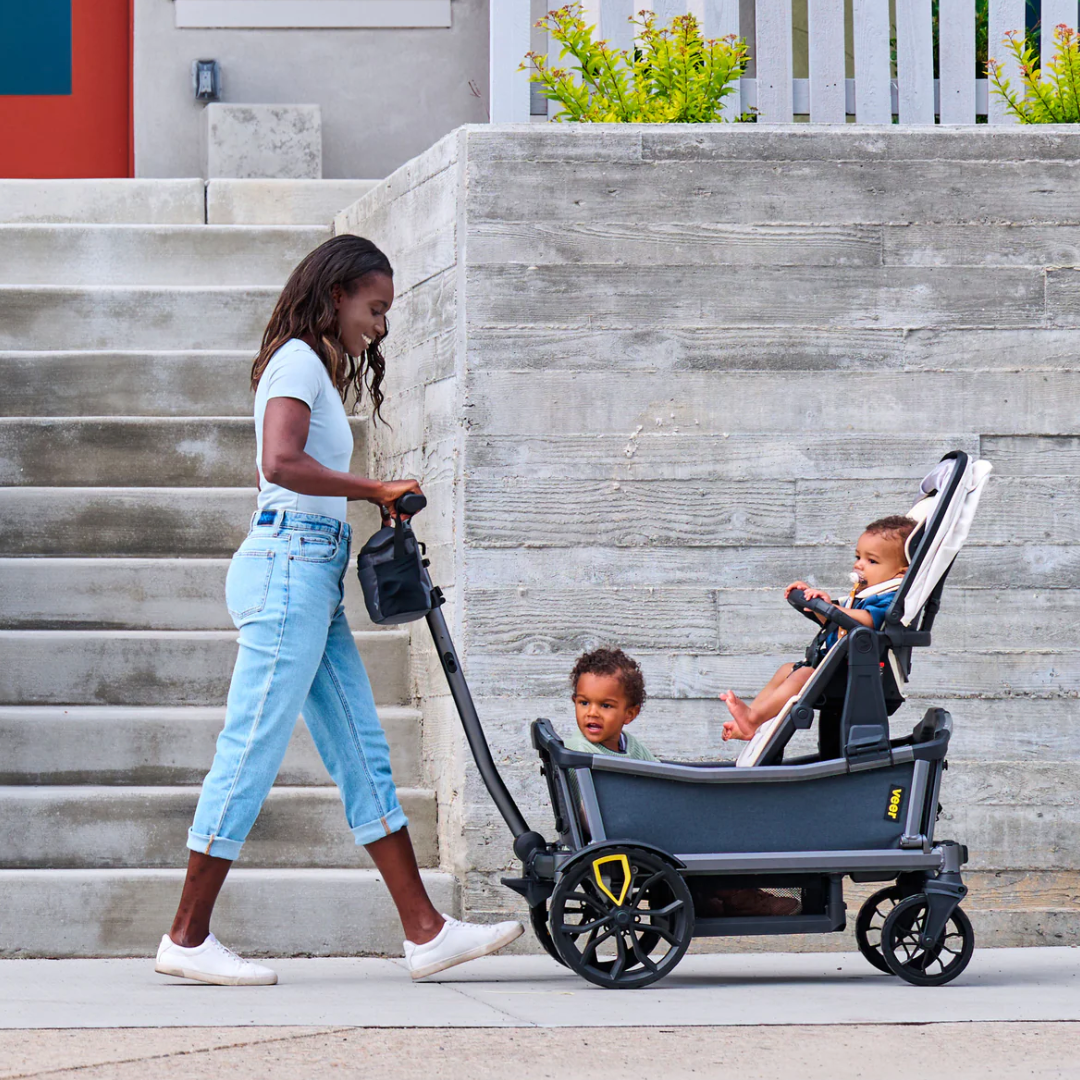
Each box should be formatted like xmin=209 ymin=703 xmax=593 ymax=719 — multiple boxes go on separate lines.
xmin=721 ymin=514 xmax=917 ymax=743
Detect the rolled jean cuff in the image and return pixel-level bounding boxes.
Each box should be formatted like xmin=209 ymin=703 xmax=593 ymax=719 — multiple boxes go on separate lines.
xmin=186 ymin=829 xmax=244 ymax=861
xmin=350 ymin=803 xmax=408 ymax=846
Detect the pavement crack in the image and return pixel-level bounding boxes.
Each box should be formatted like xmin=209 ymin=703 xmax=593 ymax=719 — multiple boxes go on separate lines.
xmin=2 ymin=1026 xmax=353 ymax=1080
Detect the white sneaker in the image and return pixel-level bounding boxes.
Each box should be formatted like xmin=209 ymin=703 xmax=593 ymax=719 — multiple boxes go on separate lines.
xmin=403 ymin=914 xmax=524 ymax=980
xmin=154 ymin=933 xmax=278 ymax=986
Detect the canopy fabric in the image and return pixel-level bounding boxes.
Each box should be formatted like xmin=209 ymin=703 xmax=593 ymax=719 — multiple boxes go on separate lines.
xmin=901 ymin=458 xmax=993 ymax=626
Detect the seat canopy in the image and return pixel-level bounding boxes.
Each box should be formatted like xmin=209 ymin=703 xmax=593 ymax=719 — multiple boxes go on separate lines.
xmin=891 ymin=453 xmax=993 ymax=627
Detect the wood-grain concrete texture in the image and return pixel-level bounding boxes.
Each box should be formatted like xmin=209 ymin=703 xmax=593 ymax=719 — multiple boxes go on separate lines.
xmin=337 ymin=124 xmax=1080 ymax=947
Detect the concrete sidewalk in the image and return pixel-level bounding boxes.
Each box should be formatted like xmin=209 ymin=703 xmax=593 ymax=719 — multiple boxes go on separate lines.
xmin=2 ymin=948 xmax=1078 ymax=1029
xmin=4 ymin=1024 xmax=1080 ymax=1080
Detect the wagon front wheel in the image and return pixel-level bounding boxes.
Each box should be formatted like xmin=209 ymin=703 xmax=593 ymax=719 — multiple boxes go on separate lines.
xmin=880 ymin=894 xmax=974 ymax=987
xmin=548 ymin=846 xmax=693 ymax=990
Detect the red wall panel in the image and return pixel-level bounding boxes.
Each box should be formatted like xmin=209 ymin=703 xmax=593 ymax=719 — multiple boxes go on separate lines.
xmin=0 ymin=0 xmax=133 ymax=179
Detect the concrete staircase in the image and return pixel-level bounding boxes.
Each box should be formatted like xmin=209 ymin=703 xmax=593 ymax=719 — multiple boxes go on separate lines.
xmin=0 ymin=183 xmax=452 ymax=957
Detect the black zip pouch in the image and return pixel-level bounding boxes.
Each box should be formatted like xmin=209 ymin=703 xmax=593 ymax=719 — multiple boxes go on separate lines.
xmin=356 ymin=517 xmax=433 ymax=625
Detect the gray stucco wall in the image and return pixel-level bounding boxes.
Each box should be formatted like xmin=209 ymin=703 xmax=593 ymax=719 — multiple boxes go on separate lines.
xmin=339 ymin=124 xmax=1080 ymax=949
xmin=133 ymin=0 xmax=488 ymax=179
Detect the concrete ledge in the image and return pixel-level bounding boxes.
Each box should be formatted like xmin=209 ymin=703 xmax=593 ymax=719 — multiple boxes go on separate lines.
xmin=0 ymin=868 xmax=457 ymax=957
xmin=0 ymin=180 xmax=206 ymax=225
xmin=207 ymin=179 xmax=380 ymax=224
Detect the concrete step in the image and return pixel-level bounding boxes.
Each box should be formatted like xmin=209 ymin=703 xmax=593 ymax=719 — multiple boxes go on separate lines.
xmin=0 ymin=417 xmax=366 ymax=487
xmin=0 ymin=225 xmax=328 ymax=286
xmin=0 ymin=868 xmax=458 ymax=957
xmin=0 ymin=488 xmax=379 ymax=556
xmin=0 ymin=706 xmax=422 ymax=787
xmin=206 ymin=179 xmax=378 ymax=225
xmin=0 ymin=352 xmax=254 ymax=417
xmin=0 ymin=558 xmax=378 ymax=631
xmin=0 ymin=487 xmax=252 ymax=556
xmin=0 ymin=286 xmax=277 ymax=351
xmin=0 ymin=630 xmax=409 ymax=706
xmin=0 ymin=180 xmax=206 ymax=225
xmin=0 ymin=786 xmax=437 ymax=870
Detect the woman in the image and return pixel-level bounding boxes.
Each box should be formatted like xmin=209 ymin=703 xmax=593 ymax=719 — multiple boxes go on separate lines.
xmin=155 ymin=236 xmax=522 ymax=985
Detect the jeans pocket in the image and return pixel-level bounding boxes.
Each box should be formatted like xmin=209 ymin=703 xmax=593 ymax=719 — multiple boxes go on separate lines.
xmin=226 ymin=550 xmax=276 ymax=623
xmin=294 ymin=534 xmax=339 ymax=563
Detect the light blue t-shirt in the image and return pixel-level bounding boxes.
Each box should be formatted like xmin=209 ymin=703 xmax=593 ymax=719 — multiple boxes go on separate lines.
xmin=254 ymin=339 xmax=354 ymax=522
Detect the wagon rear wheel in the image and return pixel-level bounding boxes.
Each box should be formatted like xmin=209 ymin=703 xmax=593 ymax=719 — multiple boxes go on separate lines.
xmin=855 ymin=886 xmax=906 ymax=974
xmin=548 ymin=846 xmax=693 ymax=990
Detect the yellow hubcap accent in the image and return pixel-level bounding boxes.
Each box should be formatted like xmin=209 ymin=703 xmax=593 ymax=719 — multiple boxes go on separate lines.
xmin=592 ymin=853 xmax=631 ymax=907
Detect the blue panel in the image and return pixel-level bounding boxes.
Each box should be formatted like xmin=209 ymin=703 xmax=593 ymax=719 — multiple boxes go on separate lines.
xmin=0 ymin=0 xmax=73 ymax=96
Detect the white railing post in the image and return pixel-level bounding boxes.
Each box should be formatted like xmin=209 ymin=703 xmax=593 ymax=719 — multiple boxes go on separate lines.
xmin=1041 ymin=1 xmax=1080 ymax=42
xmin=490 ymin=0 xmax=532 ymax=123
xmin=688 ymin=0 xmax=742 ymax=118
xmin=988 ymin=0 xmax=1026 ymax=124
xmin=852 ymin=0 xmax=893 ymax=123
xmin=649 ymin=0 xmax=686 ymax=25
xmin=896 ymin=0 xmax=935 ymax=124
xmin=755 ymin=0 xmax=794 ymax=123
xmin=939 ymin=0 xmax=977 ymax=123
xmin=599 ymin=0 xmax=636 ymax=54
xmin=807 ymin=0 xmax=846 ymax=122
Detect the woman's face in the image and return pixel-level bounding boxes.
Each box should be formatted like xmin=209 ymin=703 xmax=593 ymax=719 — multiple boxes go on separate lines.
xmin=333 ymin=272 xmax=394 ymax=356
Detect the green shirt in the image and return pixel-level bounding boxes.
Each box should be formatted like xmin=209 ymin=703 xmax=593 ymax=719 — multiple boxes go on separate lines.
xmin=564 ymin=729 xmax=657 ymax=762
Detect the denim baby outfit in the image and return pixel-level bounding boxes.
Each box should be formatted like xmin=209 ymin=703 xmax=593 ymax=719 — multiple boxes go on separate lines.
xmin=187 ymin=338 xmax=406 ymax=860
xmin=822 ymin=577 xmax=904 ymax=652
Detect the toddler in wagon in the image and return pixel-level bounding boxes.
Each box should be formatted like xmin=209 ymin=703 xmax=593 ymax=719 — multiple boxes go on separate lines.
xmin=565 ymin=647 xmax=799 ymax=917
xmin=721 ymin=515 xmax=917 ymax=743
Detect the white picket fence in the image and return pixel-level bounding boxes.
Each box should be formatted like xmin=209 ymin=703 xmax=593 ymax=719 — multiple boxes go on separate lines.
xmin=490 ymin=0 xmax=1080 ymax=125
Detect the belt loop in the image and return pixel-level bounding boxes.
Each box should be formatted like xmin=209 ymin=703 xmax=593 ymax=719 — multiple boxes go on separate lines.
xmin=274 ymin=509 xmax=285 ymax=535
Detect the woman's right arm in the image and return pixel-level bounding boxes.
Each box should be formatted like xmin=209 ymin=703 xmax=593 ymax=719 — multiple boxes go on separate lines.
xmin=261 ymin=396 xmax=421 ymax=509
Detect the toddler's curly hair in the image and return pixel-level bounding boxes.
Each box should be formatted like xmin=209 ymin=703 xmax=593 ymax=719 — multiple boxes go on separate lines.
xmin=570 ymin=647 xmax=647 ymax=710
xmin=865 ymin=514 xmax=918 ymax=549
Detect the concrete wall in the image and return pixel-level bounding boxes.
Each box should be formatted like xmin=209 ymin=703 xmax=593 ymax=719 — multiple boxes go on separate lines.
xmin=339 ymin=124 xmax=1080 ymax=949
xmin=133 ymin=0 xmax=488 ymax=179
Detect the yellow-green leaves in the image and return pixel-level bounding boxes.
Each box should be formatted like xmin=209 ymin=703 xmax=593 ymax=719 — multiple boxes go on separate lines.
xmin=990 ymin=23 xmax=1080 ymax=123
xmin=522 ymin=5 xmax=750 ymax=124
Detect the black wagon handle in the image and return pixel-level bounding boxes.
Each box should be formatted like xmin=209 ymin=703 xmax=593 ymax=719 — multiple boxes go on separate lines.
xmin=395 ymin=492 xmax=427 ymax=517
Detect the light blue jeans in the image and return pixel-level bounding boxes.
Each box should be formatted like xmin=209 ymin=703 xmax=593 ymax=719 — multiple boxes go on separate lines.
xmin=187 ymin=509 xmax=407 ymax=860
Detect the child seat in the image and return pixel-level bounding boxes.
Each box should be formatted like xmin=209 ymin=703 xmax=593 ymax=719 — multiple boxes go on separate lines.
xmin=737 ymin=451 xmax=992 ymax=768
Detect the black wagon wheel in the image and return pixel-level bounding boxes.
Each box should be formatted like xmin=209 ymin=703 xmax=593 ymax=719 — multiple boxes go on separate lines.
xmin=880 ymin=894 xmax=975 ymax=987
xmin=855 ymin=886 xmax=907 ymax=974
xmin=529 ymin=902 xmax=566 ymax=967
xmin=548 ymin=846 xmax=694 ymax=990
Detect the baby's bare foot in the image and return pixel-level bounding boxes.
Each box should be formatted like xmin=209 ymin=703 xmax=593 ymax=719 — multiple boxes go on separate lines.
xmin=720 ymin=691 xmax=755 ymax=740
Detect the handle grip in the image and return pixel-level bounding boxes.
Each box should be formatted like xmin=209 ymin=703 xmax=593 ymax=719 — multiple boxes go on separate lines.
xmin=395 ymin=492 xmax=427 ymax=517
xmin=787 ymin=588 xmax=865 ymax=633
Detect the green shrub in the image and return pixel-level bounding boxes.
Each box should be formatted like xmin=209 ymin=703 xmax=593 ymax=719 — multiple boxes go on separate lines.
xmin=523 ymin=4 xmax=750 ymax=123
xmin=990 ymin=23 xmax=1080 ymax=122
